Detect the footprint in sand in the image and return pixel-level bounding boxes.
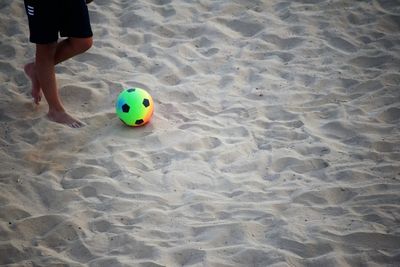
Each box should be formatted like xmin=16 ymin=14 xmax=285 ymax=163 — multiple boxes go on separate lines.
xmin=272 ymin=157 xmax=329 ymax=174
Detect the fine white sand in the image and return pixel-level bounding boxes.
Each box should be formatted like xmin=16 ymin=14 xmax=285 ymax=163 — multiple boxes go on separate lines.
xmin=1 ymin=0 xmax=400 ymax=266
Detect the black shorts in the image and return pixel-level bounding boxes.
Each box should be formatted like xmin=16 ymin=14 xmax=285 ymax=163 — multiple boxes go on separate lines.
xmin=24 ymin=0 xmax=93 ymax=44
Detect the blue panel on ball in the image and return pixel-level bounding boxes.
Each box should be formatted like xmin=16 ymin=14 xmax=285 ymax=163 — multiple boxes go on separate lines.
xmin=117 ymin=98 xmax=125 ymax=110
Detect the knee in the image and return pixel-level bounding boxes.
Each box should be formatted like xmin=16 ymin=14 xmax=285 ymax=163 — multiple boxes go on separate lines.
xmin=71 ymin=37 xmax=93 ymax=54
xmin=36 ymin=43 xmax=58 ymax=61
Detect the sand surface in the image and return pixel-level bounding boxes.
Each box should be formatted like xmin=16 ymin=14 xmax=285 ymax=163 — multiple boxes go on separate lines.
xmin=1 ymin=0 xmax=400 ymax=266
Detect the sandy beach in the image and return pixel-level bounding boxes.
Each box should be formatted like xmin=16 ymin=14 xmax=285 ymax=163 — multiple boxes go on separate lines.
xmin=1 ymin=0 xmax=400 ymax=266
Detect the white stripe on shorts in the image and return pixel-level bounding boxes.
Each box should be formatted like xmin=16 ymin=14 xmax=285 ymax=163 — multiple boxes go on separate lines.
xmin=27 ymin=5 xmax=34 ymax=16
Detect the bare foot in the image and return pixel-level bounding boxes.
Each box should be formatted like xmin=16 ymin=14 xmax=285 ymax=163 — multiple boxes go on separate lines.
xmin=24 ymin=63 xmax=42 ymax=105
xmin=47 ymin=110 xmax=85 ymax=128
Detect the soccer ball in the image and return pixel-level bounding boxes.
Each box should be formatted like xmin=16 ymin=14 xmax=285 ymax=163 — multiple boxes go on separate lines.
xmin=116 ymin=87 xmax=154 ymax=126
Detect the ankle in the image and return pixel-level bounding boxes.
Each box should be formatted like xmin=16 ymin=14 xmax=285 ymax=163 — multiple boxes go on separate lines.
xmin=48 ymin=106 xmax=66 ymax=114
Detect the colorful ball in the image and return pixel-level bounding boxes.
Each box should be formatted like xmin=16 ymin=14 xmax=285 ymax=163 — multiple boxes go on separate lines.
xmin=116 ymin=87 xmax=154 ymax=126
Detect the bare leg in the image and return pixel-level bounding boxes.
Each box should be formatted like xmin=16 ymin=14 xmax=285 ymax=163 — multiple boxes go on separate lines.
xmin=25 ymin=37 xmax=92 ymax=128
xmin=35 ymin=42 xmax=85 ymax=128
xmin=54 ymin=37 xmax=93 ymax=64
xmin=24 ymin=62 xmax=42 ymax=105
xmin=24 ymin=37 xmax=93 ymax=104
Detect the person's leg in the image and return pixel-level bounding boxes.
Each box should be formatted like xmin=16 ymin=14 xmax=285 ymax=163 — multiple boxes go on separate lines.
xmin=35 ymin=42 xmax=84 ymax=128
xmin=24 ymin=36 xmax=93 ymax=105
xmin=55 ymin=37 xmax=93 ymax=64
xmin=24 ymin=61 xmax=42 ymax=104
